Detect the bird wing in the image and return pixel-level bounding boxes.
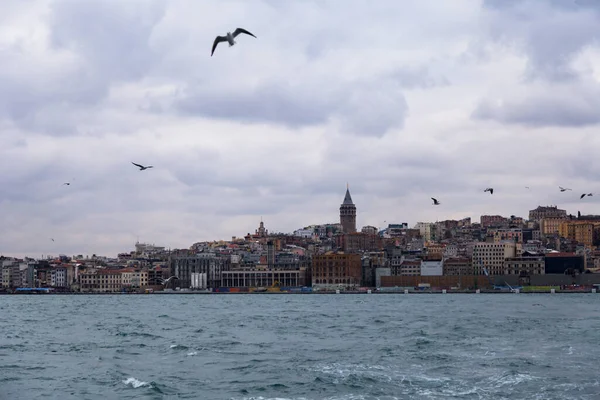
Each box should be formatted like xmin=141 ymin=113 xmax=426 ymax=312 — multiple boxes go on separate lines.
xmin=490 ymin=189 xmax=494 ymax=194
xmin=232 ymin=28 xmax=257 ymax=38
xmin=211 ymin=36 xmax=228 ymax=56
xmin=431 ymin=197 xmax=438 ymax=203
xmin=132 ymin=162 xmax=144 ymax=169
xmin=147 ymin=166 xmax=153 ymax=169
xmin=581 ymin=194 xmax=586 ymax=199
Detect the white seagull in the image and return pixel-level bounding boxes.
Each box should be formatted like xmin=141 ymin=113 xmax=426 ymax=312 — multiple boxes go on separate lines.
xmin=211 ymin=28 xmax=257 ymax=56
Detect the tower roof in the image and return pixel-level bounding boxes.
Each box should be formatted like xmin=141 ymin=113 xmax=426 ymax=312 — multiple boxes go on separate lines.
xmin=343 ymin=188 xmax=354 ymax=205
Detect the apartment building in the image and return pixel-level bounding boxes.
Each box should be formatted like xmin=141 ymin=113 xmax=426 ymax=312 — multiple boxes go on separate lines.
xmin=311 ymin=252 xmax=362 ymax=287
xmin=472 ymin=242 xmax=517 ymax=275
xmin=504 ymin=256 xmax=545 ymax=276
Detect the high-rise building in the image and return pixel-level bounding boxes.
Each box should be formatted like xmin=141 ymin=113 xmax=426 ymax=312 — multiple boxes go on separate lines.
xmin=339 ymin=186 xmax=356 ymax=233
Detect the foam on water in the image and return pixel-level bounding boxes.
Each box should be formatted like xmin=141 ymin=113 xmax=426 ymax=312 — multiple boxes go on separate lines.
xmin=122 ymin=377 xmax=149 ymax=388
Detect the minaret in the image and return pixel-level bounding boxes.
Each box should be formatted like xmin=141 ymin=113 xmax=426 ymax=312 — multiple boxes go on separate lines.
xmin=340 ymin=184 xmax=357 ymax=233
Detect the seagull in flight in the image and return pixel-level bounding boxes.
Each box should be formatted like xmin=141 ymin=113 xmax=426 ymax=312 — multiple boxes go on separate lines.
xmin=211 ymin=28 xmax=257 ymax=56
xmin=559 ymin=186 xmax=572 ymax=192
xmin=132 ymin=162 xmax=153 ymax=171
xmin=50 ymin=238 xmax=55 ymax=242
xmin=431 ymin=197 xmax=440 ymax=205
xmin=484 ymin=188 xmax=494 ymax=195
xmin=580 ymin=193 xmax=593 ymax=199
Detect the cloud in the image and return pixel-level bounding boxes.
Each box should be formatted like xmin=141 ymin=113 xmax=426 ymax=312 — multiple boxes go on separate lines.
xmin=482 ymin=0 xmax=600 ymax=82
xmin=174 ymin=72 xmax=411 ymax=137
xmin=0 ymin=0 xmax=167 ymax=136
xmin=472 ymin=83 xmax=600 ymax=127
xmin=2 ymin=0 xmax=600 ymax=257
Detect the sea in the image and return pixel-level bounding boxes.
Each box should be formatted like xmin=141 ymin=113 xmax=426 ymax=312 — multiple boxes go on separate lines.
xmin=1 ymin=293 xmax=599 ymax=400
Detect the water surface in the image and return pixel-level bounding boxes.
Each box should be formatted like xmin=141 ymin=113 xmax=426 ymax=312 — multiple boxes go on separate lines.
xmin=1 ymin=293 xmax=599 ymax=399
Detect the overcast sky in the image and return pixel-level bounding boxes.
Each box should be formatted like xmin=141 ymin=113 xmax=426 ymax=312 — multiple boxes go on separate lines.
xmin=1 ymin=0 xmax=600 ymax=257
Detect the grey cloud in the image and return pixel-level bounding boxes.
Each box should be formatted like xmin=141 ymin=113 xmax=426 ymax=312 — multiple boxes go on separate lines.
xmin=472 ymin=88 xmax=600 ymax=128
xmin=49 ymin=0 xmax=167 ymax=82
xmin=6 ymin=0 xmax=600 ymax=256
xmin=484 ymin=0 xmax=600 ymax=12
xmin=176 ymin=82 xmax=335 ymax=128
xmin=0 ymin=0 xmax=167 ymax=136
xmin=390 ymin=66 xmax=451 ymax=89
xmin=482 ymin=0 xmax=600 ymax=82
xmin=175 ymin=74 xmax=409 ymax=137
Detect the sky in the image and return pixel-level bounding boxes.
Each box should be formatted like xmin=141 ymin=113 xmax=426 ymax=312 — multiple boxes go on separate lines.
xmin=2 ymin=0 xmax=600 ymax=258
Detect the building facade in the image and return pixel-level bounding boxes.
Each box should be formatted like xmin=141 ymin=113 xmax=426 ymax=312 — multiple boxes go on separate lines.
xmin=472 ymin=242 xmax=517 ymax=275
xmin=529 ymin=206 xmax=567 ymax=222
xmin=170 ymin=253 xmax=232 ymax=289
xmin=312 ymin=252 xmax=361 ymax=287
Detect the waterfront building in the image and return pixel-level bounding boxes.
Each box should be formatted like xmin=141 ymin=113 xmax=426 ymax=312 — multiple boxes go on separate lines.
xmin=170 ymin=253 xmax=231 ymax=289
xmin=221 ymin=269 xmax=305 ymax=288
xmin=504 ymin=255 xmax=545 ymax=276
xmin=420 ymin=255 xmax=443 ymax=276
xmin=312 ymin=252 xmax=361 ymax=287
xmin=442 ymin=257 xmax=472 ymax=276
xmin=472 ymin=242 xmax=517 ymax=275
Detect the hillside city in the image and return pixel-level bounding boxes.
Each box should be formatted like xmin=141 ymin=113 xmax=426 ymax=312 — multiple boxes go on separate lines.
xmin=2 ymin=188 xmax=600 ymax=294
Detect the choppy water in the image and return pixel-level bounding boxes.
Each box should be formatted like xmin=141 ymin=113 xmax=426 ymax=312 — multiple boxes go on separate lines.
xmin=1 ymin=294 xmax=599 ymax=400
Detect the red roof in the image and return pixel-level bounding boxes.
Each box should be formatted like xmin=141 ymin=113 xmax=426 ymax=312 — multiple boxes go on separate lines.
xmin=545 ymin=252 xmax=577 ymax=257
xmin=401 ymin=261 xmax=421 ymax=266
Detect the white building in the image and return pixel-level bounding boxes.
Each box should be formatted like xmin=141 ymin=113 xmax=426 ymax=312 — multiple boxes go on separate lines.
xmin=414 ymin=222 xmax=433 ymax=241
xmin=421 ymin=260 xmax=443 ymax=276
xmin=472 ymin=242 xmax=517 ymax=275
xmin=293 ymin=228 xmax=314 ymax=238
xmin=51 ymin=267 xmax=67 ymax=287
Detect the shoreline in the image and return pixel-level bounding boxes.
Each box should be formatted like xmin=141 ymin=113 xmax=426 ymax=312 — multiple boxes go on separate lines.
xmin=0 ymin=290 xmax=597 ymax=295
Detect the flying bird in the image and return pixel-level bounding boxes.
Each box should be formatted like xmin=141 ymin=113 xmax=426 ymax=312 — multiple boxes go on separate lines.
xmin=484 ymin=188 xmax=494 ymax=195
xmin=559 ymin=186 xmax=572 ymax=192
xmin=63 ymin=182 xmax=70 ymax=186
xmin=211 ymin=28 xmax=257 ymax=56
xmin=525 ymin=186 xmax=530 ymax=189
xmin=580 ymin=193 xmax=593 ymax=199
xmin=132 ymin=162 xmax=153 ymax=171
xmin=50 ymin=238 xmax=55 ymax=242
xmin=431 ymin=198 xmax=440 ymax=205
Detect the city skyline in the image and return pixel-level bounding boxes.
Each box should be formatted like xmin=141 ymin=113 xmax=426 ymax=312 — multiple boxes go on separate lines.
xmin=2 ymin=0 xmax=600 ymax=257
xmin=0 ymin=185 xmax=588 ymax=259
